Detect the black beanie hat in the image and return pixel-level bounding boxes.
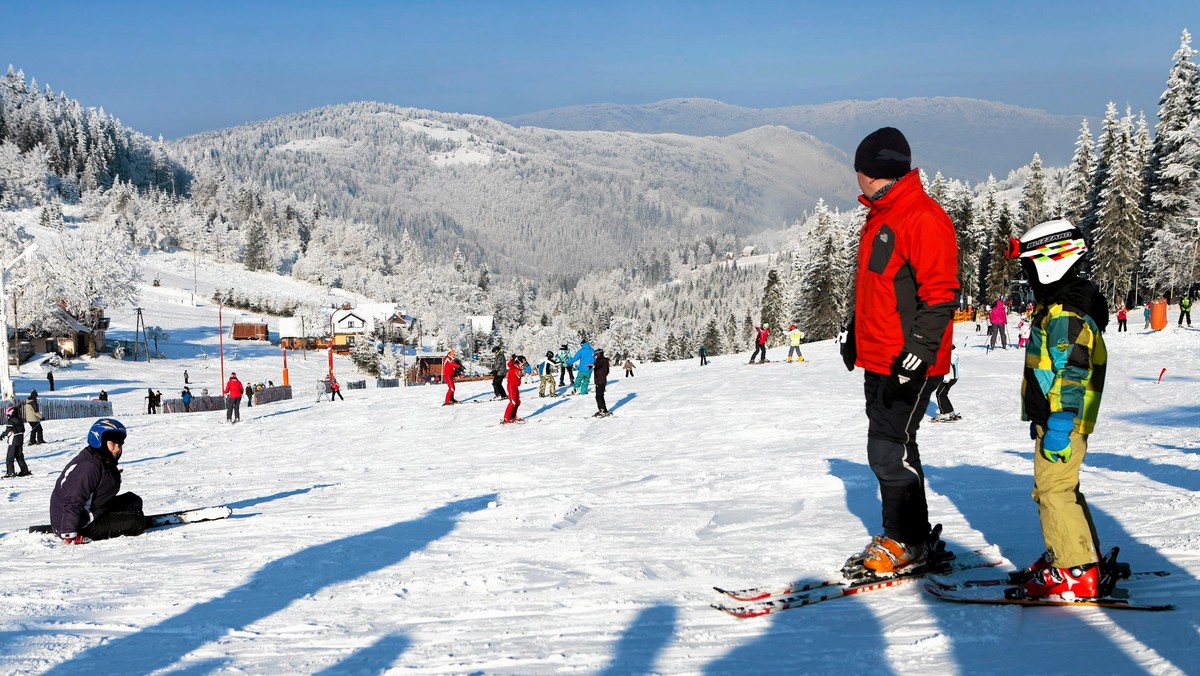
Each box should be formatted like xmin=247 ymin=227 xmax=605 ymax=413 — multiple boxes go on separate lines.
xmin=854 ymin=127 xmax=912 ymax=179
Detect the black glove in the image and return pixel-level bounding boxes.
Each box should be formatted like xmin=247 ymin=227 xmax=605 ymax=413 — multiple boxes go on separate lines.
xmin=840 ymin=320 xmax=857 ymax=372
xmin=882 ymin=352 xmax=929 ymax=407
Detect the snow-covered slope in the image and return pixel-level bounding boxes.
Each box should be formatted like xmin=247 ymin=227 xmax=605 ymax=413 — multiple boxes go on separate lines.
xmin=1 ymin=254 xmax=1197 ymax=673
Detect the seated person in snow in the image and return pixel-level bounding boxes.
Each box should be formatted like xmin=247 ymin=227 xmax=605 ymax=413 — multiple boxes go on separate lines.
xmin=49 ymin=419 xmax=147 ymax=544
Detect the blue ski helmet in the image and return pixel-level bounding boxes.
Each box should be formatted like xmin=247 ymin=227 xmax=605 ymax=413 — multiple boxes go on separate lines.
xmin=88 ymin=418 xmax=127 ymax=449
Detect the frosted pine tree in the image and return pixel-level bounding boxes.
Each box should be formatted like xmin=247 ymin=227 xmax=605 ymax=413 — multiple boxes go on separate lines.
xmin=1146 ymin=29 xmax=1200 ymax=229
xmin=797 ymin=221 xmax=843 ymax=340
xmin=1063 ymin=119 xmax=1095 ymax=226
xmin=1091 ymin=107 xmax=1147 ymax=302
xmin=702 ymin=316 xmax=724 ymax=356
xmin=759 ymin=269 xmax=786 ymax=346
xmin=984 ymin=204 xmax=1019 ymax=303
xmin=1018 ymin=153 xmax=1050 ymax=230
xmin=1085 ymin=103 xmax=1123 ymax=239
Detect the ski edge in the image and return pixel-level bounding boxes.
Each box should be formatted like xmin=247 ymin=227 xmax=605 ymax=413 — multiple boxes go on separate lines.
xmin=922 ymin=581 xmax=1175 ymax=611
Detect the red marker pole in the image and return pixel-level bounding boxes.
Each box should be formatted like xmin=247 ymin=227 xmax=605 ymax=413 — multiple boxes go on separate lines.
xmin=1157 ymin=368 xmax=1167 ymax=384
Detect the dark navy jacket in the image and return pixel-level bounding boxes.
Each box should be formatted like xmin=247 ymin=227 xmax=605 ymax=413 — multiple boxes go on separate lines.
xmin=50 ymin=447 xmax=122 ymax=536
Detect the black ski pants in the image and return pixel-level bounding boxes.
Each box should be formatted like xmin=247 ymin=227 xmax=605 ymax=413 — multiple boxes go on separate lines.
xmin=29 ymin=421 xmax=45 ymax=444
xmin=595 ymin=382 xmax=608 ymax=413
xmin=226 ymin=397 xmax=241 ymax=422
xmin=750 ymin=343 xmax=767 ymax=362
xmin=863 ymin=371 xmax=941 ymax=546
xmin=560 ymin=365 xmax=574 ymax=387
xmin=83 ymin=492 xmax=146 ymax=541
xmin=6 ymin=433 xmax=28 ymax=475
xmin=934 ymin=378 xmax=957 ymax=415
xmin=492 ymin=374 xmax=506 ymax=398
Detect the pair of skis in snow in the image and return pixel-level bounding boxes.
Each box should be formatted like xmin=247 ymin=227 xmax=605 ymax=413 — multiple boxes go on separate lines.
xmin=27 ymin=506 xmax=233 ymax=537
xmin=713 ymin=542 xmax=1174 ymax=617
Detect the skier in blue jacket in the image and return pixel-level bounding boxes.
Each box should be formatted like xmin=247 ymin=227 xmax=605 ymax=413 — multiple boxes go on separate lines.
xmin=568 ymin=339 xmax=596 ymax=395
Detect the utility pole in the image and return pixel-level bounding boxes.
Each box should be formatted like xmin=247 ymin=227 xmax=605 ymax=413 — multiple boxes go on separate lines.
xmin=133 ymin=308 xmax=151 ymax=361
xmin=0 ymin=244 xmax=39 ymax=401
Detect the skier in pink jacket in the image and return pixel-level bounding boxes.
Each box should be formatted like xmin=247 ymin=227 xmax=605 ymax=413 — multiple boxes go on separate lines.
xmin=987 ymin=299 xmax=1008 ymax=351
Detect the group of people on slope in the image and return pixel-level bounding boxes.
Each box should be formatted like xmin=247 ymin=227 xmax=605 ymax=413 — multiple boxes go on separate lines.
xmin=841 ymin=126 xmax=1111 ymax=601
xmin=442 ymin=339 xmax=617 ymax=421
xmin=747 ymin=323 xmax=806 ymax=364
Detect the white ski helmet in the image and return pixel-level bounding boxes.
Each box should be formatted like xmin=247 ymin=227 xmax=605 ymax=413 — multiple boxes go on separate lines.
xmin=1008 ymin=219 xmax=1087 ymax=284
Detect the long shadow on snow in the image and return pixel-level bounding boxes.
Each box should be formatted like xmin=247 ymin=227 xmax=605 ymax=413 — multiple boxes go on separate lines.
xmin=44 ymin=494 xmax=496 ymax=675
xmin=121 ymin=451 xmax=186 ymax=465
xmin=252 ymin=406 xmax=312 ymax=419
xmin=224 ymin=483 xmax=337 ymax=510
xmin=608 ymin=393 xmax=636 ymax=413
xmin=525 ymin=397 xmax=570 ymax=419
xmin=598 ymin=602 xmax=677 ymax=676
xmin=1112 ymin=402 xmax=1200 ymax=428
xmin=314 ymin=631 xmax=412 ymax=674
xmin=704 ymin=460 xmax=892 ymax=675
xmin=1007 ymin=448 xmax=1200 ymax=493
xmin=928 ymin=463 xmax=1196 ymax=674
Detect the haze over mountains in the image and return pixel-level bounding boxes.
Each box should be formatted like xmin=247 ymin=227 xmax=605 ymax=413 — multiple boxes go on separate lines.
xmin=507 ymin=96 xmax=1088 ymax=183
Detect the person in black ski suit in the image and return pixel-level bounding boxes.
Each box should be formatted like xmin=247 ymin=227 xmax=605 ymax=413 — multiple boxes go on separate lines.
xmin=50 ymin=418 xmax=146 ymax=543
xmin=593 ymin=349 xmax=611 ymax=416
xmin=3 ymin=405 xmax=30 ymax=478
xmin=491 ymin=350 xmax=508 ymax=400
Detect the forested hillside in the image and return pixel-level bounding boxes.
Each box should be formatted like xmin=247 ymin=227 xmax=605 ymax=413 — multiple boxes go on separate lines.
xmin=169 ymin=102 xmax=857 ymax=276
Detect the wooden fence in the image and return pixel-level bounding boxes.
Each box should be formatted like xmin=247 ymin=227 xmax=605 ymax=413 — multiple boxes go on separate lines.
xmin=0 ymin=397 xmax=113 ymax=423
xmin=160 ymin=386 xmax=292 ymax=414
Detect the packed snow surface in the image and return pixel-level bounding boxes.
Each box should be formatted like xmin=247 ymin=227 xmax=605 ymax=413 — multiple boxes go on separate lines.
xmin=1 ymin=253 xmax=1198 ymax=674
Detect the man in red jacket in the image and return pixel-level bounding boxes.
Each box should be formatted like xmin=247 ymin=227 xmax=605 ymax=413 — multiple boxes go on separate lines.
xmin=840 ymin=127 xmax=960 ymax=575
xmin=749 ymin=323 xmax=770 ymax=363
xmin=223 ymin=372 xmax=245 ymax=423
xmin=442 ymin=350 xmax=462 ymax=405
xmin=502 ymin=355 xmax=526 ymax=423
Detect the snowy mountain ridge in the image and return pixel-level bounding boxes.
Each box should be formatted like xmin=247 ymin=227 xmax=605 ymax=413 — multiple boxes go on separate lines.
xmin=506 ymin=96 xmax=1089 ymax=183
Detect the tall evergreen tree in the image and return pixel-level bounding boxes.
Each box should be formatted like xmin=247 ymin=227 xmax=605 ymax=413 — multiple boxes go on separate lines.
xmin=1147 ymin=29 xmax=1200 ymax=230
xmin=1063 ymin=119 xmax=1095 ymax=227
xmin=702 ymin=316 xmax=724 ymax=356
xmin=1092 ymin=107 xmax=1147 ymax=302
xmin=946 ymin=180 xmax=978 ymax=307
xmin=984 ymin=204 xmax=1019 ymax=303
xmin=1084 ymin=103 xmax=1123 ymax=239
xmin=760 ymin=269 xmax=786 ymax=345
xmin=1018 ymin=153 xmax=1050 ymax=230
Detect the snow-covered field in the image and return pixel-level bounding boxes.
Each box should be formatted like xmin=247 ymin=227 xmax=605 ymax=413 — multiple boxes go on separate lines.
xmin=1 ymin=251 xmax=1198 ymax=675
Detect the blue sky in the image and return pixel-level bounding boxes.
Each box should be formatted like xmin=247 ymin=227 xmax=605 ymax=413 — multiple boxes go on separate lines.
xmin=1 ymin=1 xmax=1193 ymax=138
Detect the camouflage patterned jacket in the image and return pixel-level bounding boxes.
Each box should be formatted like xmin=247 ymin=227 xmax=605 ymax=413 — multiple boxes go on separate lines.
xmin=1021 ymin=289 xmax=1107 ymax=434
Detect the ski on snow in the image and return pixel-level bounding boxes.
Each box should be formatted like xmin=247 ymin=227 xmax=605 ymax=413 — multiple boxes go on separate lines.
xmin=922 ymin=578 xmax=1175 ymax=611
xmin=27 ymin=506 xmax=233 ymax=535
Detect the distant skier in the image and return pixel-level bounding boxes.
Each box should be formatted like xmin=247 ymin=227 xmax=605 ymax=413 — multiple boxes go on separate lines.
xmin=501 ymin=355 xmax=526 ymax=424
xmin=624 ymin=357 xmax=636 ymax=376
xmin=988 ymin=298 xmax=1008 ymax=350
xmin=749 ymin=323 xmax=769 ymax=363
xmin=1180 ymin=295 xmax=1192 ymax=327
xmin=593 ymin=348 xmax=611 ymax=416
xmin=146 ymin=388 xmax=157 ymax=415
xmin=49 ymin=418 xmax=146 ymax=543
xmin=491 ymin=349 xmax=508 ymax=400
xmin=538 ymin=351 xmax=559 ymax=398
xmin=1016 ymin=317 xmax=1031 ymax=348
xmin=46 ymin=371 xmax=54 ymax=391
xmin=1143 ymin=302 xmax=1151 ymax=330
xmin=223 ymin=372 xmax=244 ymax=423
xmin=1006 ymin=219 xmax=1108 ymax=600
xmin=1115 ymin=303 xmax=1128 ymax=332
xmin=786 ymin=324 xmax=805 ymax=363
xmin=932 ymin=345 xmax=960 ymax=422
xmin=3 ymin=405 xmax=30 ymax=478
xmin=698 ymin=344 xmax=708 ymax=366
xmin=329 ymin=377 xmax=344 ymax=402
xmin=568 ymin=339 xmax=596 ymax=394
xmin=442 ymin=350 xmax=462 ymax=405
xmin=557 ymin=344 xmax=574 ymax=387
xmin=25 ymin=389 xmax=45 ymax=445
xmin=181 ymin=386 xmax=193 ymax=413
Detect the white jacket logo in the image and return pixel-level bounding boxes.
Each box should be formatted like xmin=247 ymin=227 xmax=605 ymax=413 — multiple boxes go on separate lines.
xmin=59 ymin=463 xmax=78 ymax=488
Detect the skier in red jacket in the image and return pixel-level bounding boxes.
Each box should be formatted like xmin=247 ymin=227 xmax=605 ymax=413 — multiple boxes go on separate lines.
xmin=223 ymin=373 xmax=245 ymax=423
xmin=442 ymin=350 xmax=462 ymax=405
xmin=840 ymin=127 xmax=960 ymax=576
xmin=502 ymin=355 xmax=526 ymax=423
xmin=749 ymin=323 xmax=770 ymax=363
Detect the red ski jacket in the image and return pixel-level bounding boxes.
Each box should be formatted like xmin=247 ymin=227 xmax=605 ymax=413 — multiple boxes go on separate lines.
xmin=442 ymin=357 xmax=460 ymax=384
xmin=223 ymin=377 xmax=244 ymax=399
xmin=506 ymin=360 xmax=522 ymax=398
xmin=755 ymin=327 xmax=769 ymax=345
xmin=852 ymin=170 xmax=959 ymax=377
